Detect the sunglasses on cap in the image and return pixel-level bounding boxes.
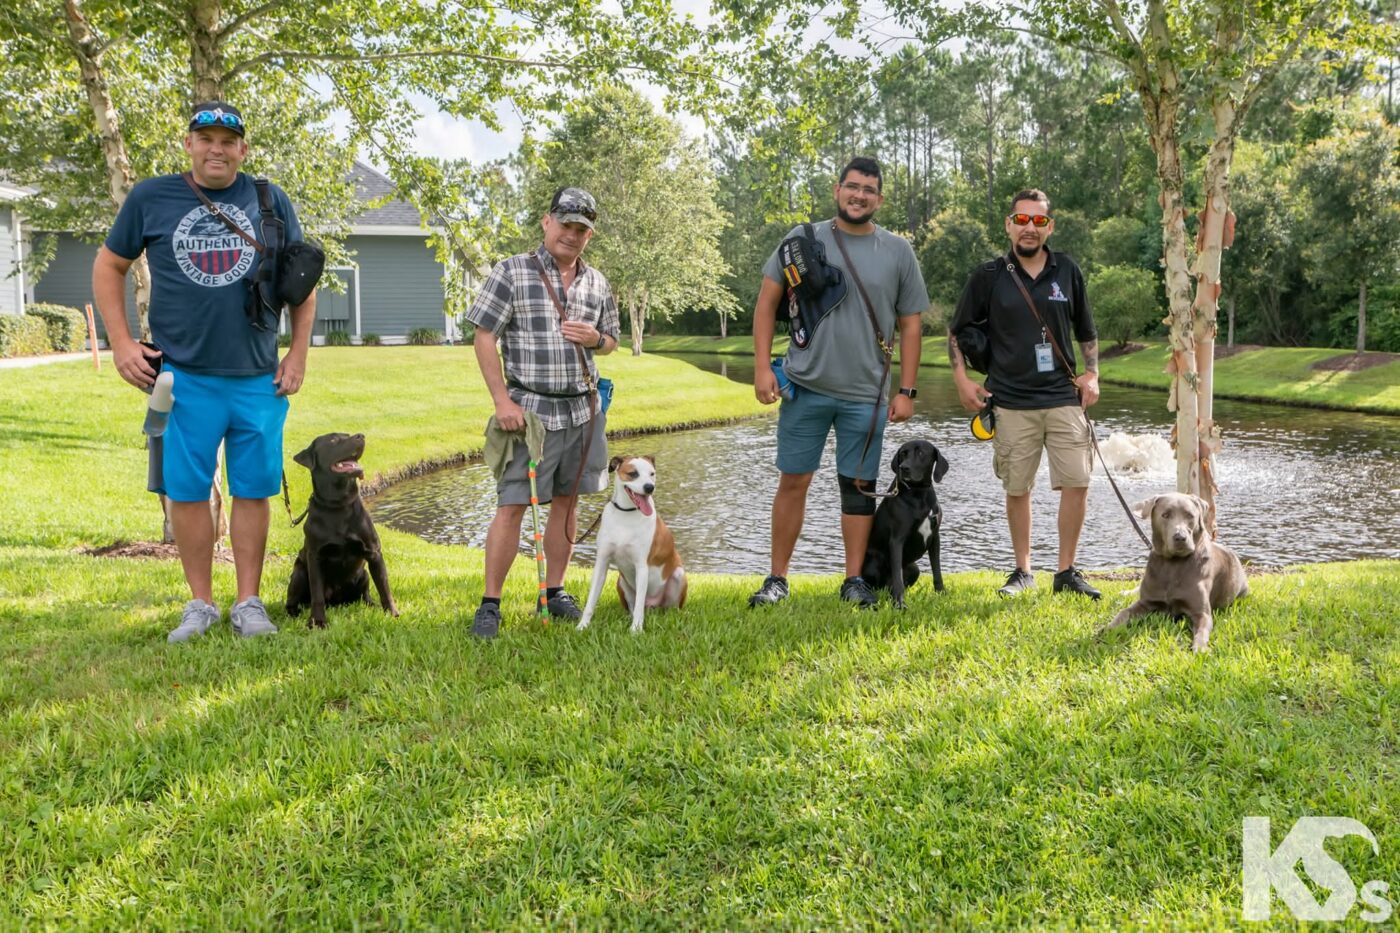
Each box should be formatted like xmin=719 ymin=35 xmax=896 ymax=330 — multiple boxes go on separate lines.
xmin=550 ymin=188 xmax=598 ymax=222
xmin=191 ymin=109 xmax=244 ymax=130
xmin=1008 ymin=212 xmax=1051 ymax=227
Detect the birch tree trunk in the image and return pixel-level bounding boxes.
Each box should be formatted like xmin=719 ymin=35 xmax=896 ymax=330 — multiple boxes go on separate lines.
xmin=1357 ymin=280 xmax=1367 ymax=354
xmin=628 ymin=287 xmax=649 ymax=355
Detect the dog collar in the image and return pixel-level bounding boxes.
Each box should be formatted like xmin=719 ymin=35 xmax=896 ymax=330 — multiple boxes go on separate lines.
xmin=610 ymin=500 xmax=639 ymax=512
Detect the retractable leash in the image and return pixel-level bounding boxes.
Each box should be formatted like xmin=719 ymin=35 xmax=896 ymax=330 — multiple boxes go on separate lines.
xmin=1005 ymin=263 xmax=1152 ymax=550
xmin=831 ymin=223 xmax=899 ymax=500
xmin=529 ymin=255 xmax=606 ymax=546
xmin=527 ymin=455 xmax=549 ymax=620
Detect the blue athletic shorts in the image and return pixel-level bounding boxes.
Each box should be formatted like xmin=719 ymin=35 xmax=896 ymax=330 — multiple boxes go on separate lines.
xmin=775 ymin=384 xmax=887 ymax=480
xmin=158 ymin=364 xmax=289 ymax=502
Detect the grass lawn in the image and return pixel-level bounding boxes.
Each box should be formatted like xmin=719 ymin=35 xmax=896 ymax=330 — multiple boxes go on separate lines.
xmin=3 ymin=348 xmax=1399 ymax=927
xmin=645 ymin=336 xmax=1400 ymax=415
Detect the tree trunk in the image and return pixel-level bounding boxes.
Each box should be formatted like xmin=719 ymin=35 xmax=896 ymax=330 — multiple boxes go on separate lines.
xmin=1357 ymin=280 xmax=1367 ymax=354
xmin=190 ymin=0 xmax=225 ymax=102
xmin=1226 ymin=296 xmax=1235 ymax=348
xmin=628 ymin=289 xmax=648 ymax=355
xmin=719 ymin=310 xmax=728 ymax=339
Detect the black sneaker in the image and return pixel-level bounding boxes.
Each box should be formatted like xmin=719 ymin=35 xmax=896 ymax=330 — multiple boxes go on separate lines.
xmin=1053 ymin=566 xmax=1102 ymax=600
xmin=546 ymin=591 xmax=583 ymax=620
xmin=472 ymin=602 xmax=501 ymax=639
xmin=748 ymin=575 xmax=789 ymax=607
xmin=839 ymin=576 xmax=878 ymax=609
xmin=997 ymin=568 xmax=1035 ymax=597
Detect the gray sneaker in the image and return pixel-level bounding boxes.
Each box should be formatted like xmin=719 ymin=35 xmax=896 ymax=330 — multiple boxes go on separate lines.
xmin=472 ymin=602 xmax=502 ymax=639
xmin=839 ymin=576 xmax=878 ymax=609
xmin=997 ymin=568 xmax=1036 ymax=597
xmin=546 ymin=591 xmax=583 ymax=621
xmin=230 ymin=596 xmax=279 ymax=638
xmin=168 ymin=599 xmax=220 ymax=643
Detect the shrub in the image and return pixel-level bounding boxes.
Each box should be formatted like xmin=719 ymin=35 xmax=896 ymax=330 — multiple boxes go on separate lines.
xmin=1087 ymin=264 xmax=1164 ymax=347
xmin=361 ymin=333 xmax=381 ymax=346
xmin=277 ymin=332 xmax=293 ymax=348
xmin=26 ymin=303 xmax=88 ymax=351
xmin=408 ymin=327 xmax=441 ymax=346
xmin=0 ymin=314 xmax=53 ymax=358
xmin=325 ymin=329 xmax=353 ymax=346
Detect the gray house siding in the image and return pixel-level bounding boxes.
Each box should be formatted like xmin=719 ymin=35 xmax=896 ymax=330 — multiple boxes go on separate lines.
xmin=33 ymin=233 xmax=137 ymax=336
xmin=354 ymin=235 xmax=445 ymax=337
xmin=0 ymin=207 xmax=21 ymax=315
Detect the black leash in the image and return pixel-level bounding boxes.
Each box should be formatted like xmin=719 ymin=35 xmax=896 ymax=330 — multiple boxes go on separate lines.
xmin=281 ymin=469 xmax=308 ymax=527
xmin=1005 ymin=262 xmax=1151 ymax=550
xmin=830 ymin=223 xmax=898 ymax=500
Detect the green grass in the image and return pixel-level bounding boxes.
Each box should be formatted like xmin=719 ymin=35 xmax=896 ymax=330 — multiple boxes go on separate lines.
xmin=3 ymin=349 xmax=1399 ymax=927
xmin=648 ymin=335 xmax=1400 ymax=414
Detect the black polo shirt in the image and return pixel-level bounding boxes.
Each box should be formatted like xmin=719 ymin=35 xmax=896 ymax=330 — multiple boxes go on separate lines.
xmin=950 ymin=249 xmax=1096 ymax=410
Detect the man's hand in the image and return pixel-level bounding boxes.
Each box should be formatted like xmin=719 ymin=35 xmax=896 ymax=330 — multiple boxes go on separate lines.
xmin=275 ymin=347 xmax=307 ymax=396
xmin=494 ymin=397 xmax=527 ymax=432
xmin=889 ymin=394 xmax=914 ymax=423
xmin=754 ymin=361 xmax=779 ymax=405
xmin=954 ymin=375 xmax=991 ymax=412
xmin=114 ymin=338 xmax=161 ymax=389
xmin=1075 ymin=372 xmax=1100 ymax=408
xmin=560 ymin=320 xmax=601 ymax=347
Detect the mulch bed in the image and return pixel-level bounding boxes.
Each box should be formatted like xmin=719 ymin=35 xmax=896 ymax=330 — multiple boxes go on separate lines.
xmin=1310 ymin=350 xmax=1399 ymax=372
xmin=1100 ymin=342 xmax=1148 ymax=359
xmin=84 ymin=540 xmax=236 ymax=563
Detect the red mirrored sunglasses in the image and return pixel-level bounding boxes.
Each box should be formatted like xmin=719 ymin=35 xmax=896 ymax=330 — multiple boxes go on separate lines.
xmin=1008 ymin=212 xmax=1051 ymax=228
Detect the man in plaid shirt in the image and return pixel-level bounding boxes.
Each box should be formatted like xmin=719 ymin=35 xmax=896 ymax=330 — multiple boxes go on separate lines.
xmin=467 ymin=187 xmax=620 ymax=638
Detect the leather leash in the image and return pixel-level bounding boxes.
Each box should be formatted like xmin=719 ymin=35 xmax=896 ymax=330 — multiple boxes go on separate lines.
xmin=830 ymin=223 xmax=898 ymax=500
xmin=529 ymin=254 xmax=604 ymax=544
xmin=1005 ymin=260 xmax=1151 ymax=549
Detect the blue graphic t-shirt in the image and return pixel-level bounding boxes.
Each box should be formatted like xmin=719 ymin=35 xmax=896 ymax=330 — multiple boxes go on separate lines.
xmin=105 ymin=172 xmax=303 ymax=376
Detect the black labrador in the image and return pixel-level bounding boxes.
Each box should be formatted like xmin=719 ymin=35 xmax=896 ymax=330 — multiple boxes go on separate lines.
xmin=286 ymin=432 xmax=398 ymax=628
xmin=860 ymin=440 xmax=949 ymax=609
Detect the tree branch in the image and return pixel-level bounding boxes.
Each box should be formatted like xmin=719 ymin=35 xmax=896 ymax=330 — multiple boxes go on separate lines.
xmin=216 ymin=0 xmax=294 ymax=42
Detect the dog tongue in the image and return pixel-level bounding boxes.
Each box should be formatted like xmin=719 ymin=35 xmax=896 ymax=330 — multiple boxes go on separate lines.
xmin=627 ymin=488 xmax=654 ymax=516
xmin=333 ymin=460 xmax=360 ymax=473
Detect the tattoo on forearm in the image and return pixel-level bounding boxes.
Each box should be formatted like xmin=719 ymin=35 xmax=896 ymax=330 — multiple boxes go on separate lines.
xmin=1081 ymin=340 xmax=1098 ymax=374
xmin=948 ymin=335 xmax=964 ymax=369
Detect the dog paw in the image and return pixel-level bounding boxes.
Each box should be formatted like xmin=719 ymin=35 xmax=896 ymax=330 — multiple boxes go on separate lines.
xmin=385 ymin=603 xmax=400 ymax=617
xmin=892 ymin=598 xmax=906 ymax=611
xmin=309 ymin=617 xmax=328 ymax=629
xmin=575 ymin=618 xmax=592 ymax=632
xmin=629 ymin=623 xmax=644 ymax=635
xmin=1191 ymin=638 xmax=1211 ymax=654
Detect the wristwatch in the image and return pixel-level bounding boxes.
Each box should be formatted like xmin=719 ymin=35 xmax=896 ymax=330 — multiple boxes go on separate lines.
xmin=594 ymin=333 xmax=607 ymax=350
xmin=898 ymin=386 xmax=918 ymax=399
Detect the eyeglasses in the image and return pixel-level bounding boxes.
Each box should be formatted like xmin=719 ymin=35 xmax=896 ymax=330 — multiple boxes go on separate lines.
xmin=840 ymin=182 xmax=881 ymax=197
xmin=1008 ymin=213 xmax=1051 ymax=227
xmin=192 ymin=109 xmax=243 ymax=129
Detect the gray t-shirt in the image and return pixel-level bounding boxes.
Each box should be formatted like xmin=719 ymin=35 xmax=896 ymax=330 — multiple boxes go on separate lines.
xmin=763 ymin=220 xmax=928 ymax=402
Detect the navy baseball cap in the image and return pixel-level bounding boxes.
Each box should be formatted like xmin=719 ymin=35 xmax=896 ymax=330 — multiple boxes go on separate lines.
xmin=188 ymin=102 xmax=246 ymax=137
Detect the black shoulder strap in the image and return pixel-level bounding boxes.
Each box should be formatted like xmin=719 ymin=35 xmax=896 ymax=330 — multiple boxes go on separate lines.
xmin=254 ymin=176 xmax=275 ymax=218
xmin=803 ymin=222 xmax=815 ymax=241
xmin=182 ymin=171 xmax=263 ymax=254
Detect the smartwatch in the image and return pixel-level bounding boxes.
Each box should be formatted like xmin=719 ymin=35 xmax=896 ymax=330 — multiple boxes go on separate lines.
xmin=595 ymin=333 xmax=607 ymax=350
xmin=898 ymin=386 xmax=918 ymax=399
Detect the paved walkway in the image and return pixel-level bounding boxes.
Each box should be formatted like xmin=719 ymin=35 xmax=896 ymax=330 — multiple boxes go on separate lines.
xmin=0 ymin=352 xmax=95 ymax=369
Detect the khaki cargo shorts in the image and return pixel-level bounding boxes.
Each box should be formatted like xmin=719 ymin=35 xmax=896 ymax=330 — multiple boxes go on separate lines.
xmin=991 ymin=405 xmax=1092 ymax=495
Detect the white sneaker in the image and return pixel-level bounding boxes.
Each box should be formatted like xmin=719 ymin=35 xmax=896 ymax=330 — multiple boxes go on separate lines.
xmin=168 ymin=599 xmax=220 ymax=643
xmin=230 ymin=596 xmax=279 ymax=638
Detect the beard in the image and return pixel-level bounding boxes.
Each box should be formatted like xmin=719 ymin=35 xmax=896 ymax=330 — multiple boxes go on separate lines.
xmin=1013 ymin=240 xmax=1042 ymax=258
xmin=837 ymin=204 xmax=877 ymax=226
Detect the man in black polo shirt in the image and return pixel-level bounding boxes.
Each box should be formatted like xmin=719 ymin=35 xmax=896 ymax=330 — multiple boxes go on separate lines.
xmin=948 ymin=188 xmax=1102 ymax=599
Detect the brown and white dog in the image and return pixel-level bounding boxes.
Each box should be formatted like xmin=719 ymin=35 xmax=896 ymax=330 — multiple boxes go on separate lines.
xmin=576 ymin=455 xmax=687 ymax=634
xmin=1101 ymin=492 xmax=1248 ymax=652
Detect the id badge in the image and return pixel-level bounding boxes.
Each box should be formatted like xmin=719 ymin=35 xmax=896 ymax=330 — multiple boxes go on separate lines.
xmin=1035 ymin=343 xmax=1054 ymax=373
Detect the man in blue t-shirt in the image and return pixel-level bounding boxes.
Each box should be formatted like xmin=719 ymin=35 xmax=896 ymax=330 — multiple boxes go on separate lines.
xmin=93 ymin=101 xmax=317 ymax=642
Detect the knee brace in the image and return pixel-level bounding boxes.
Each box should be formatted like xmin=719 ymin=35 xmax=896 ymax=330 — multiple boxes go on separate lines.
xmin=838 ymin=473 xmax=877 ymax=516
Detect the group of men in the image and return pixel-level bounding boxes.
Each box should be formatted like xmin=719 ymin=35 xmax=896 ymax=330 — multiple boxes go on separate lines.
xmin=97 ymin=103 xmax=1102 ymax=644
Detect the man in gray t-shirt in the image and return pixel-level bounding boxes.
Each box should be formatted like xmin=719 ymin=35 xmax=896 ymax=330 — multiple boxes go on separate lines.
xmin=749 ymin=157 xmax=929 ymax=610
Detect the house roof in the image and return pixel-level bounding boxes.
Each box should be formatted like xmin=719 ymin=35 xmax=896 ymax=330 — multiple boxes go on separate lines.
xmin=350 ymin=162 xmax=430 ymax=231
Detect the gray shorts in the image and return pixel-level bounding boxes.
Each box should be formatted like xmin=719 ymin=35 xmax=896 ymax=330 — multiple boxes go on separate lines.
xmin=497 ymin=417 xmax=608 ymax=506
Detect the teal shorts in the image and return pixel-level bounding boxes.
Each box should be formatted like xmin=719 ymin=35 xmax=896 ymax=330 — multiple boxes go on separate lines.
xmin=159 ymin=365 xmax=289 ymax=502
xmin=775 ymin=384 xmax=887 ymax=481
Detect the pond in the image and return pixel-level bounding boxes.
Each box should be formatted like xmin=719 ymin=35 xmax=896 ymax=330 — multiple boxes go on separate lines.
xmin=369 ymin=353 xmax=1400 ymax=575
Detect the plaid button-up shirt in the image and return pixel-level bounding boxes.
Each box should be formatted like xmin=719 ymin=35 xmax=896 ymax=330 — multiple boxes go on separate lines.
xmin=465 ymin=245 xmax=620 ymax=430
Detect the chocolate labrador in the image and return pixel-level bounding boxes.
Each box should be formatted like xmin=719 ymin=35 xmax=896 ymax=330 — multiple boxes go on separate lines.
xmin=285 ymin=432 xmax=398 ymax=628
xmin=1100 ymin=493 xmax=1248 ymax=652
xmin=860 ymin=440 xmax=950 ymax=609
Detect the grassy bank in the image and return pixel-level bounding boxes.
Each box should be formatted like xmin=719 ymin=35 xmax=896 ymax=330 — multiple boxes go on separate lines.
xmin=3 ymin=349 xmax=1398 ymax=927
xmin=645 ymin=336 xmax=1400 ymax=415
